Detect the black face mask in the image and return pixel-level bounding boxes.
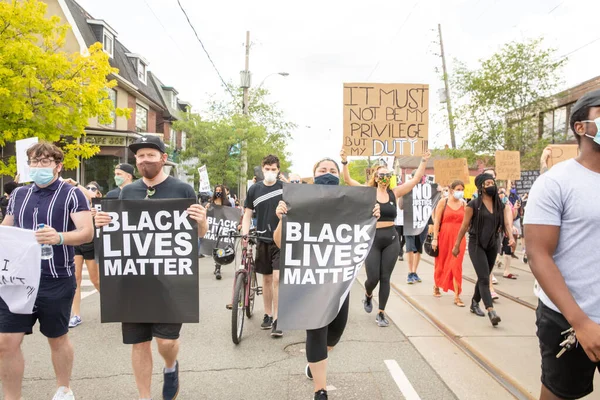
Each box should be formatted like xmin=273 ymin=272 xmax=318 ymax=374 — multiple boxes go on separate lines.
xmin=484 ymin=186 xmax=497 ymax=197
xmin=215 ymin=192 xmax=223 ymax=198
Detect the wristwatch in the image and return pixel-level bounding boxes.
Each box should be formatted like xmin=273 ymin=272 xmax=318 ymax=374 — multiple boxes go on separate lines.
xmin=341 ymin=161 xmax=348 ymax=165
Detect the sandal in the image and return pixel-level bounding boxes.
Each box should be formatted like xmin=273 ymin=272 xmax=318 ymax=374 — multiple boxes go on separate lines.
xmin=454 ymin=297 xmax=465 ymax=307
xmin=433 ymin=286 xmax=441 ymax=297
xmin=503 ymin=274 xmax=518 ymax=279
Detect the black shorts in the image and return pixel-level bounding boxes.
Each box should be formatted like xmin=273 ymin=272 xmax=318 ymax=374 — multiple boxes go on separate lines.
xmin=500 ymin=236 xmax=512 ymax=256
xmin=122 ymin=322 xmax=183 ymax=344
xmin=255 ymin=241 xmax=280 ymax=275
xmin=536 ymin=301 xmax=600 ymax=399
xmin=74 ymin=241 xmax=95 ymax=260
xmin=0 ymin=275 xmax=76 ymax=338
xmin=405 ymin=229 xmax=428 ymax=254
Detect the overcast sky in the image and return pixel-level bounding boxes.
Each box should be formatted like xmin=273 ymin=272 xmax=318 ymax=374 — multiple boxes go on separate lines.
xmin=77 ymin=0 xmax=600 ymax=177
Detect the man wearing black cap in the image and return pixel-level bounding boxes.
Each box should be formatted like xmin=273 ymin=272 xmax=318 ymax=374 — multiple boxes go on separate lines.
xmin=525 ymin=89 xmax=600 ymax=400
xmin=105 ymin=163 xmax=135 ymax=199
xmin=95 ymin=135 xmax=208 ymax=400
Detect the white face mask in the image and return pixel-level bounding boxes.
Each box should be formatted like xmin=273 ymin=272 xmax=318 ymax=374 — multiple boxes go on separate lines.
xmin=263 ymin=171 xmax=278 ymax=183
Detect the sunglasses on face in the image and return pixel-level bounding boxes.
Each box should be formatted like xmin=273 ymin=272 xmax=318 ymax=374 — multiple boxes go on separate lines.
xmin=290 ymin=180 xmax=300 ymax=183
xmin=377 ymin=173 xmax=392 ymax=179
xmin=86 ymin=186 xmax=98 ymax=192
xmin=146 ymin=187 xmax=156 ymax=198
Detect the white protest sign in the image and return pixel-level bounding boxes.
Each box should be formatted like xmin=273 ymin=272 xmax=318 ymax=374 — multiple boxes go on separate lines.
xmin=15 ymin=137 xmax=38 ymax=183
xmin=0 ymin=226 xmax=41 ymax=314
xmin=198 ymin=165 xmax=211 ymax=193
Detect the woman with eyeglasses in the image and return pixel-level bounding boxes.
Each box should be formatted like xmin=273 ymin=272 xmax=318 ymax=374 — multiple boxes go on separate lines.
xmin=341 ymin=149 xmax=431 ymax=326
xmin=69 ymin=181 xmax=102 ymax=328
xmin=452 ymin=173 xmax=515 ymax=327
xmin=208 ymin=185 xmax=230 ymax=280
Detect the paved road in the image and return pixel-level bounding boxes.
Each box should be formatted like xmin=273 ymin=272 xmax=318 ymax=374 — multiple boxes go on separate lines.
xmin=20 ymin=258 xmax=456 ymax=399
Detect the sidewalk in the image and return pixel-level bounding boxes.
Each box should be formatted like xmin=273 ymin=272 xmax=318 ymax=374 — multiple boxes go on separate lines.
xmin=380 ymin=250 xmax=599 ymax=399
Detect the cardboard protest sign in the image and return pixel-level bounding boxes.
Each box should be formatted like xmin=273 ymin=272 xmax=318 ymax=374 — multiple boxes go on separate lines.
xmin=495 ymin=151 xmax=521 ymax=181
xmin=403 ymin=183 xmax=441 ymax=236
xmin=514 ymin=170 xmax=540 ymax=195
xmin=0 ymin=226 xmax=41 ymax=314
xmin=200 ymin=205 xmax=243 ymax=256
xmin=343 ymin=83 xmax=429 ymax=157
xmin=278 ymin=184 xmax=377 ymax=331
xmin=99 ymin=199 xmax=199 ymax=323
xmin=434 ymin=159 xmax=470 ymax=186
xmin=548 ymin=144 xmax=578 ymax=169
xmin=198 ymin=165 xmax=211 ymax=193
xmin=15 ymin=137 xmax=38 ymax=183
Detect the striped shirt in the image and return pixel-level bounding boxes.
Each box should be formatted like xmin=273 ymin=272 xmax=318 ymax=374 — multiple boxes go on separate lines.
xmin=6 ymin=178 xmax=90 ymax=278
xmin=244 ymin=181 xmax=283 ymax=241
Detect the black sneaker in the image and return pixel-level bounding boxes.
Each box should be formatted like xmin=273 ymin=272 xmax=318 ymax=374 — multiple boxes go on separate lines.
xmin=314 ymin=389 xmax=328 ymax=400
xmin=214 ymin=265 xmax=222 ymax=280
xmin=271 ymin=319 xmax=283 ymax=337
xmin=305 ymin=364 xmax=313 ymax=380
xmin=261 ymin=314 xmax=273 ymax=330
xmin=162 ymin=361 xmax=179 ymax=400
xmin=363 ymin=294 xmax=373 ymax=314
xmin=523 ymin=254 xmax=528 ymax=264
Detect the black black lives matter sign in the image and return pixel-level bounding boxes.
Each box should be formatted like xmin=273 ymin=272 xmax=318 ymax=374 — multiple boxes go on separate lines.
xmin=515 ymin=170 xmax=540 ymax=196
xmin=199 ymin=205 xmax=242 ymax=256
xmin=99 ymin=199 xmax=199 ymax=323
xmin=278 ymin=184 xmax=377 ymax=331
xmin=403 ymin=183 xmax=440 ymax=236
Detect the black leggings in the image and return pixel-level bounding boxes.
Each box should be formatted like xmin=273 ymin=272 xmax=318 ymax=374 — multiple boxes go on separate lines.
xmin=306 ymin=295 xmax=350 ymax=363
xmin=468 ymin=239 xmax=498 ymax=309
xmin=365 ymin=227 xmax=400 ymax=311
xmin=394 ymin=226 xmax=406 ymax=257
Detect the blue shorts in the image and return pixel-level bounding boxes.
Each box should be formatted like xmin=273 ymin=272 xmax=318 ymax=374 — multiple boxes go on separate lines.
xmin=0 ymin=275 xmax=76 ymax=338
xmin=405 ymin=229 xmax=429 ymax=254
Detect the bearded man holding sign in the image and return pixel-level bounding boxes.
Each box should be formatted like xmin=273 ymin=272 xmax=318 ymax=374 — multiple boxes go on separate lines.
xmin=273 ymin=157 xmax=380 ymax=400
xmin=95 ymin=135 xmax=208 ymax=400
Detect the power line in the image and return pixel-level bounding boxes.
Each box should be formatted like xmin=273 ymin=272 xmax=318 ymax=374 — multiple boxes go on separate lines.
xmin=366 ymin=0 xmax=421 ymax=80
xmin=176 ymin=0 xmax=236 ymax=99
xmin=547 ymin=1 xmax=564 ymax=14
xmin=559 ymin=36 xmax=600 ymax=59
xmin=143 ymin=0 xmax=185 ymax=56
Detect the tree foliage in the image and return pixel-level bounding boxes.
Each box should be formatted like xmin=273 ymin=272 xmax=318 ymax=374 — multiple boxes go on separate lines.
xmin=0 ymin=0 xmax=129 ymax=175
xmin=174 ymin=85 xmax=294 ymax=192
xmin=346 ymin=159 xmax=370 ymax=184
xmin=451 ymin=38 xmax=566 ymax=169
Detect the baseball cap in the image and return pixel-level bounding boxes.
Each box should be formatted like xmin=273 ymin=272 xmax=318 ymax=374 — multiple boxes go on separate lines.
xmin=129 ymin=135 xmax=166 ymax=154
xmin=115 ymin=163 xmax=135 ymax=176
xmin=570 ymin=89 xmax=600 ymax=124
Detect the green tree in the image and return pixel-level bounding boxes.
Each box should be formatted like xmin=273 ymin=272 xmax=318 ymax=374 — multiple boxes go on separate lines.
xmin=451 ymin=38 xmax=566 ymax=169
xmin=0 ymin=0 xmax=129 ymax=175
xmin=346 ymin=159 xmax=370 ymax=184
xmin=174 ymin=86 xmax=294 ymax=192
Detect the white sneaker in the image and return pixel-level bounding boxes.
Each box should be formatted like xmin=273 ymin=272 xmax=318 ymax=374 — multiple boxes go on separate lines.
xmin=52 ymin=386 xmax=74 ymax=400
xmin=491 ymin=275 xmax=498 ymax=285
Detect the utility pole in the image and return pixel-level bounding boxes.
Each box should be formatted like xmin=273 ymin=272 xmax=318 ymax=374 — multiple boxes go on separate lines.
xmin=239 ymin=31 xmax=251 ymax=200
xmin=438 ymin=24 xmax=456 ymax=149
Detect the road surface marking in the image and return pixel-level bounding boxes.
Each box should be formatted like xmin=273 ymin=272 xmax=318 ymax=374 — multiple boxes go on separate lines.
xmin=81 ymin=289 xmax=97 ymax=300
xmin=384 ymin=359 xmax=421 ymax=400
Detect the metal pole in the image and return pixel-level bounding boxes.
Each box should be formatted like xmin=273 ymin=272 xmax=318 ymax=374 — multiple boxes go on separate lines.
xmin=438 ymin=24 xmax=456 ymax=149
xmin=239 ymin=31 xmax=250 ymax=201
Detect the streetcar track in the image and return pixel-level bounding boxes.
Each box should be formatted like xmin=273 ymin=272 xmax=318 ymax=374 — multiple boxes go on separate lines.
xmin=389 ymin=281 xmax=535 ymax=400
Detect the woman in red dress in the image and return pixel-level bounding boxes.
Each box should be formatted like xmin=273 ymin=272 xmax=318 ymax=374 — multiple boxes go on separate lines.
xmin=432 ymin=180 xmax=467 ymax=306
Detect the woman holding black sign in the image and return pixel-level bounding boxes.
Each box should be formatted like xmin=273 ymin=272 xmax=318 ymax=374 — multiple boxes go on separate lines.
xmin=273 ymin=157 xmax=380 ymax=400
xmin=452 ymin=173 xmax=515 ymax=327
xmin=208 ymin=185 xmax=231 ymax=280
xmin=340 ymin=148 xmax=431 ymax=327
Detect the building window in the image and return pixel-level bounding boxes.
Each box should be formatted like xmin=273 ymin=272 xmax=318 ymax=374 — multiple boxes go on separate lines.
xmin=137 ymin=60 xmax=147 ymax=84
xmin=106 ymin=88 xmax=117 ymax=128
xmin=170 ymin=128 xmax=177 ymax=148
xmin=542 ymin=106 xmax=568 ymax=143
xmin=171 ymin=93 xmax=177 ymax=109
xmin=136 ymin=105 xmax=148 ymax=132
xmin=103 ymin=32 xmax=114 ymax=58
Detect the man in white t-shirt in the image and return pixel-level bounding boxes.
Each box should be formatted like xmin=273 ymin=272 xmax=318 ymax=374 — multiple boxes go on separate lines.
xmin=525 ymin=89 xmax=600 ymax=400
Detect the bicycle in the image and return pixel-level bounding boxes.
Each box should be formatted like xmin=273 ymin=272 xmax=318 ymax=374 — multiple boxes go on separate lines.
xmin=216 ymin=229 xmax=264 ymax=344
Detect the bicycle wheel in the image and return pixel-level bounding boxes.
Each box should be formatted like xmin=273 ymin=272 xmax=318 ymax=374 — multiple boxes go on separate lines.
xmin=231 ymin=273 xmax=246 ymax=345
xmin=246 ymin=269 xmax=257 ymax=319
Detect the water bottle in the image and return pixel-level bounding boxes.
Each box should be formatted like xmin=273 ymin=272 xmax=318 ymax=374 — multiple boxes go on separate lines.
xmin=38 ymin=224 xmax=54 ymax=260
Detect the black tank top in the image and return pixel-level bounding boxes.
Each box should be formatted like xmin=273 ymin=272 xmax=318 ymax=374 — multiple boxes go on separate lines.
xmin=377 ymin=189 xmax=397 ymax=222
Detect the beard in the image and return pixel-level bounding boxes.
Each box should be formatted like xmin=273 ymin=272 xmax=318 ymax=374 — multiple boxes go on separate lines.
xmin=138 ymin=161 xmax=164 ymax=179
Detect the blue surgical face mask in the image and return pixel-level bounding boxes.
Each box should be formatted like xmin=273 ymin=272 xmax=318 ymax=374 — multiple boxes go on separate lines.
xmin=29 ymin=168 xmax=55 ymax=186
xmin=501 ymin=196 xmax=508 ymax=205
xmin=453 ymin=191 xmax=464 ymax=200
xmin=314 ymin=173 xmax=340 ymax=186
xmin=582 ymin=118 xmax=600 ymax=145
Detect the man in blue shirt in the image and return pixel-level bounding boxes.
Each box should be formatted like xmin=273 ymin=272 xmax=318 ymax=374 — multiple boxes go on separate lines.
xmin=0 ymin=142 xmax=93 ymax=400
